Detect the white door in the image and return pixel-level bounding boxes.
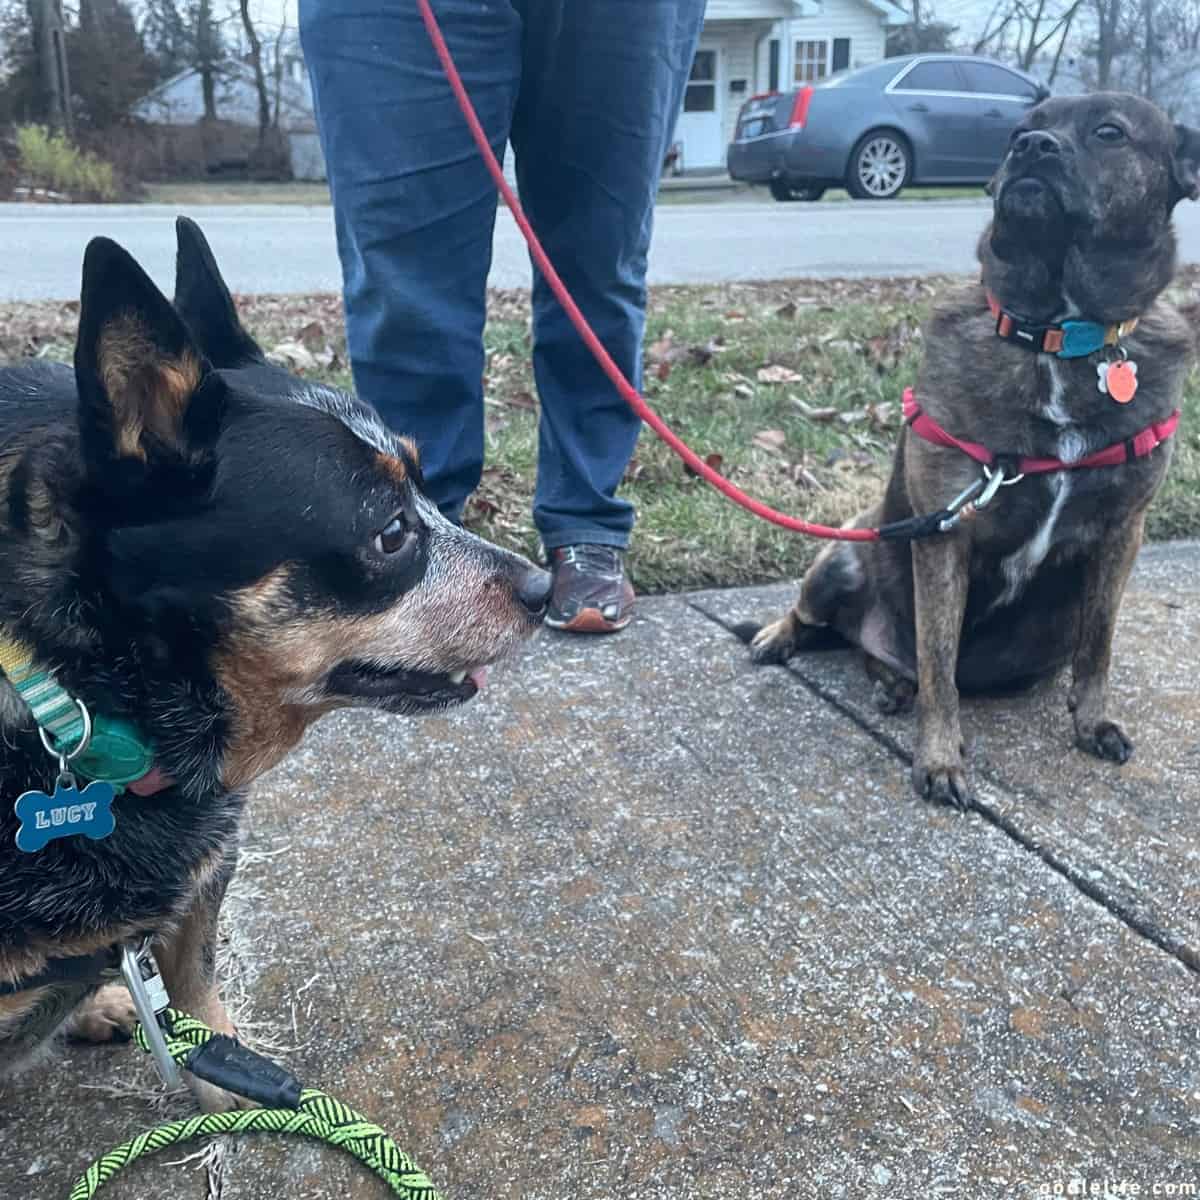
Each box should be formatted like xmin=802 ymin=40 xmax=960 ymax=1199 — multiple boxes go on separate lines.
xmin=676 ymin=47 xmax=723 ymax=170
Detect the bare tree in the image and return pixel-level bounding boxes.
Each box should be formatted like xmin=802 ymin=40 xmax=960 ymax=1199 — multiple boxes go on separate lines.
xmin=973 ymin=0 xmax=1082 ymax=80
xmin=238 ymin=0 xmax=269 ymax=147
xmin=194 ymin=0 xmax=220 ymax=119
xmin=270 ymin=16 xmax=289 ymax=128
xmin=28 ymin=0 xmax=72 ymax=131
xmin=1090 ymin=0 xmax=1125 ymax=88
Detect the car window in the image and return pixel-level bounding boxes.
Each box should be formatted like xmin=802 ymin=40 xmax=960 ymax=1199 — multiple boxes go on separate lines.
xmin=962 ymin=62 xmax=1038 ymax=99
xmin=817 ymin=61 xmax=895 ymax=89
xmin=893 ymin=61 xmax=964 ymax=92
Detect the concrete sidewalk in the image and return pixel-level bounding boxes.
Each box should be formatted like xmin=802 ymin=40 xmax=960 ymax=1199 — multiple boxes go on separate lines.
xmin=1 ymin=543 xmax=1197 ymax=1200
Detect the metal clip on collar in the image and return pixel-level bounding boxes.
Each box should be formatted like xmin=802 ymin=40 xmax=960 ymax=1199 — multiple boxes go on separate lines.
xmin=120 ymin=940 xmax=181 ymax=1089
xmin=936 ymin=464 xmax=1023 ymax=533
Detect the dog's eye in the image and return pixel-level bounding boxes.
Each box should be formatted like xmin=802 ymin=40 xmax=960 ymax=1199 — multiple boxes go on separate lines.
xmin=1094 ymin=123 xmax=1126 ymax=143
xmin=375 ymin=514 xmax=416 ymax=557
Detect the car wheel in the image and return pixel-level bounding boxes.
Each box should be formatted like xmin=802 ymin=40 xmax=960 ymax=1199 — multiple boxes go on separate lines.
xmin=846 ymin=132 xmax=911 ymax=200
xmin=769 ymin=179 xmax=827 ymax=203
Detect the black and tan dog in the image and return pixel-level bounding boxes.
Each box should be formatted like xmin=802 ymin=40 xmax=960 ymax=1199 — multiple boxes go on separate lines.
xmin=0 ymin=219 xmax=549 ymax=1109
xmin=743 ymin=94 xmax=1199 ymax=807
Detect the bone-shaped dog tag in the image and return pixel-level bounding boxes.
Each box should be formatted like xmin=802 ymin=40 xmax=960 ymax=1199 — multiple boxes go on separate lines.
xmin=14 ymin=774 xmax=116 ymax=853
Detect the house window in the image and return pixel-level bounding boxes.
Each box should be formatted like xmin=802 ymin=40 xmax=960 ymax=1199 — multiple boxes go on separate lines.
xmin=832 ymin=38 xmax=850 ymax=73
xmin=768 ymin=39 xmax=780 ymax=92
xmin=794 ymin=40 xmax=828 ymax=83
xmin=683 ymin=49 xmax=716 ymax=112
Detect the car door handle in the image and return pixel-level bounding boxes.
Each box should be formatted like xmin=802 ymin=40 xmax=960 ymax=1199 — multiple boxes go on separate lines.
xmin=907 ymin=103 xmax=930 ymax=113
xmin=984 ymin=108 xmax=1004 ymax=118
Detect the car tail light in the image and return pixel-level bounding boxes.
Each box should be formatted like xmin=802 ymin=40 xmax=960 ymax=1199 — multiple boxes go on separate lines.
xmin=789 ymin=86 xmax=814 ymax=129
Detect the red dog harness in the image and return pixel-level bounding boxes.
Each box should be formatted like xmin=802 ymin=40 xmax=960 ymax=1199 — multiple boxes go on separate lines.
xmin=902 ymin=388 xmax=1180 ymax=475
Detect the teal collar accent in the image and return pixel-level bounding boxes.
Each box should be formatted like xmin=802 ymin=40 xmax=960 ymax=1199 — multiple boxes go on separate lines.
xmin=0 ymin=635 xmax=156 ymax=791
xmin=986 ymin=291 xmax=1140 ymax=359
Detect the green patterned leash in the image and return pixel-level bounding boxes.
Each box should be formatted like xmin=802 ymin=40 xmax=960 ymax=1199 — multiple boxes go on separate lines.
xmin=68 ymin=1008 xmax=442 ymax=1199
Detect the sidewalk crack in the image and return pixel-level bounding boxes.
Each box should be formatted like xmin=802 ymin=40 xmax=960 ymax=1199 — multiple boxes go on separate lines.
xmin=689 ymin=597 xmax=1200 ymax=978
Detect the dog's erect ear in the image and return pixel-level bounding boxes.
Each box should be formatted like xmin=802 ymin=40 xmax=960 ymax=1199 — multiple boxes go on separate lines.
xmin=1171 ymin=123 xmax=1200 ymax=204
xmin=173 ymin=216 xmax=264 ymax=368
xmin=76 ymin=236 xmax=218 ymax=478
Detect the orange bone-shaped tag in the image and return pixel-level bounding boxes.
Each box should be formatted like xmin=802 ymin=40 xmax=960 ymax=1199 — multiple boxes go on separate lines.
xmin=1097 ymin=359 xmax=1138 ymax=404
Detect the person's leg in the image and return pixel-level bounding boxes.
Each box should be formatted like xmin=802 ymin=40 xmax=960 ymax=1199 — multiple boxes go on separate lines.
xmin=511 ymin=0 xmax=706 ymax=551
xmin=300 ymin=0 xmax=522 ymax=520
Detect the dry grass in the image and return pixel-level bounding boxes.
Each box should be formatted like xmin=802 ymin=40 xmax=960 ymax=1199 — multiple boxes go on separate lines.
xmin=2 ymin=270 xmax=1197 ymax=593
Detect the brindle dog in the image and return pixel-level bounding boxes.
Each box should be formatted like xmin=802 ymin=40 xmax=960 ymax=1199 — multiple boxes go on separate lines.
xmin=0 ymin=220 xmax=550 ymax=1110
xmin=743 ymin=94 xmax=1199 ymax=807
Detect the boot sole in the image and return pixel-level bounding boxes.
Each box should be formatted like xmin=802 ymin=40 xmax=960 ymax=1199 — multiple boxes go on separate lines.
xmin=545 ymin=607 xmax=633 ymax=634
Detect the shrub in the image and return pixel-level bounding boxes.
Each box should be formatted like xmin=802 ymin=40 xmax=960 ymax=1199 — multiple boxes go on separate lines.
xmin=14 ymin=125 xmax=117 ymax=201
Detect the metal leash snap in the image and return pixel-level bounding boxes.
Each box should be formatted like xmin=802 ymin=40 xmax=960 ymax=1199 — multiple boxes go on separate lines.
xmin=120 ymin=940 xmax=182 ymax=1089
xmin=936 ymin=474 xmax=988 ymax=533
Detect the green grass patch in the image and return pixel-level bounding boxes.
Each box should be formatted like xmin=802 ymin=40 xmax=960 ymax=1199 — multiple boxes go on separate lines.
xmin=1 ymin=274 xmax=1195 ymax=593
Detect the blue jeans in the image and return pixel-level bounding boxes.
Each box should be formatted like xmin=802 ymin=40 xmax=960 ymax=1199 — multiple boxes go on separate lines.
xmin=300 ymin=0 xmax=704 ymax=550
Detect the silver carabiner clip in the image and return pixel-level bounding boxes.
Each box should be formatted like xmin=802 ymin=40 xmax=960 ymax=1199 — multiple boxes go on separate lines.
xmin=936 ymin=473 xmax=988 ymax=533
xmin=119 ymin=940 xmax=182 ymax=1089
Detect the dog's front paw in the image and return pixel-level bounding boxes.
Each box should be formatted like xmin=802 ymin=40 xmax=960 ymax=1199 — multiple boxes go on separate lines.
xmin=744 ymin=616 xmax=796 ymax=665
xmin=187 ymin=1075 xmax=260 ymax=1113
xmin=65 ymin=983 xmax=137 ymax=1044
xmin=1075 ymin=718 xmax=1134 ymax=764
xmin=912 ymin=756 xmax=973 ymax=810
xmin=872 ymin=676 xmax=916 ymax=716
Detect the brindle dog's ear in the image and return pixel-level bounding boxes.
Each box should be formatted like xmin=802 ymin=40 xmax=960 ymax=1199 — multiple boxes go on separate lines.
xmin=75 ymin=237 xmax=220 ymax=481
xmin=173 ymin=216 xmax=265 ymax=369
xmin=1171 ymin=122 xmax=1200 ymax=204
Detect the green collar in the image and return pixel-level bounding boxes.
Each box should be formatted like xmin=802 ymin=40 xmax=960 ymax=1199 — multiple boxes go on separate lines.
xmin=0 ymin=634 xmax=156 ymax=791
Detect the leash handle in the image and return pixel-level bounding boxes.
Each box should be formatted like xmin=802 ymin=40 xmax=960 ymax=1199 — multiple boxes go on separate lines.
xmin=414 ymin=0 xmax=880 ymax=543
xmin=67 ymin=1009 xmax=442 ymax=1200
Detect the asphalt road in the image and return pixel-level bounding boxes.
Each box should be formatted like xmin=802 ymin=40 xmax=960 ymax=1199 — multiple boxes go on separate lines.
xmin=6 ymin=197 xmax=1200 ymax=301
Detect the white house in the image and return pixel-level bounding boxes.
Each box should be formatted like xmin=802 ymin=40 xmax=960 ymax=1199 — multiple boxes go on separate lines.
xmin=675 ymin=0 xmax=910 ymax=170
xmin=131 ymin=55 xmax=325 ymax=180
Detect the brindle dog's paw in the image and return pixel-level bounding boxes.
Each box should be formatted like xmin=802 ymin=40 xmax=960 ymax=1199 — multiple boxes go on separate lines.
xmin=912 ymin=758 xmax=974 ymax=810
xmin=744 ymin=618 xmax=795 ymax=666
xmin=65 ymin=983 xmax=137 ymax=1044
xmin=1076 ymin=719 xmax=1134 ymax=764
xmin=872 ymin=677 xmax=916 ymax=716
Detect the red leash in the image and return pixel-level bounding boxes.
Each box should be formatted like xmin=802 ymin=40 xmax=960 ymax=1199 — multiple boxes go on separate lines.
xmin=414 ymin=0 xmax=878 ymax=542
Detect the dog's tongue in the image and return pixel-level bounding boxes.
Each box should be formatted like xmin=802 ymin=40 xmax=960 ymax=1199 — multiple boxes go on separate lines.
xmin=126 ymin=766 xmax=174 ymax=797
xmin=469 ymin=666 xmax=489 ymax=691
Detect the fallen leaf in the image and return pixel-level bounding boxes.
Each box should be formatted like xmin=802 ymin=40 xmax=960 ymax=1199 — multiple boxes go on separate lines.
xmin=507 ymin=390 xmax=536 ymax=410
xmin=757 ymin=364 xmax=803 ymax=385
xmin=752 ymin=429 xmax=787 ymax=453
xmin=647 ymin=333 xmax=675 ymax=363
xmin=775 ymin=300 xmax=798 ymax=320
xmin=266 ymin=341 xmax=317 ymax=372
xmin=656 ymin=360 xmax=672 ymax=381
xmin=470 ymin=497 xmax=500 ymax=517
xmin=296 ymin=320 xmax=325 ymax=349
xmin=789 ymin=462 xmax=826 ymax=491
xmin=733 ymin=382 xmax=754 ymax=400
xmin=791 ymin=397 xmax=838 ymax=422
xmin=724 ymin=310 xmax=747 ymax=322
xmin=683 ymin=451 xmax=725 ymax=479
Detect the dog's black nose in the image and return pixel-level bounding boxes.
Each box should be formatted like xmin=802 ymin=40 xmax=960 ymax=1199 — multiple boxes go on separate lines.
xmin=516 ymin=567 xmax=552 ymax=616
xmin=1012 ymin=130 xmax=1061 ymax=159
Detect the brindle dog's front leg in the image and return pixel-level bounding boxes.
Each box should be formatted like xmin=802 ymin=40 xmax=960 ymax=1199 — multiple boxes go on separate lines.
xmin=1069 ymin=514 xmax=1144 ymax=764
xmin=153 ymin=849 xmax=250 ymax=1112
xmin=911 ymin=531 xmax=973 ymax=808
